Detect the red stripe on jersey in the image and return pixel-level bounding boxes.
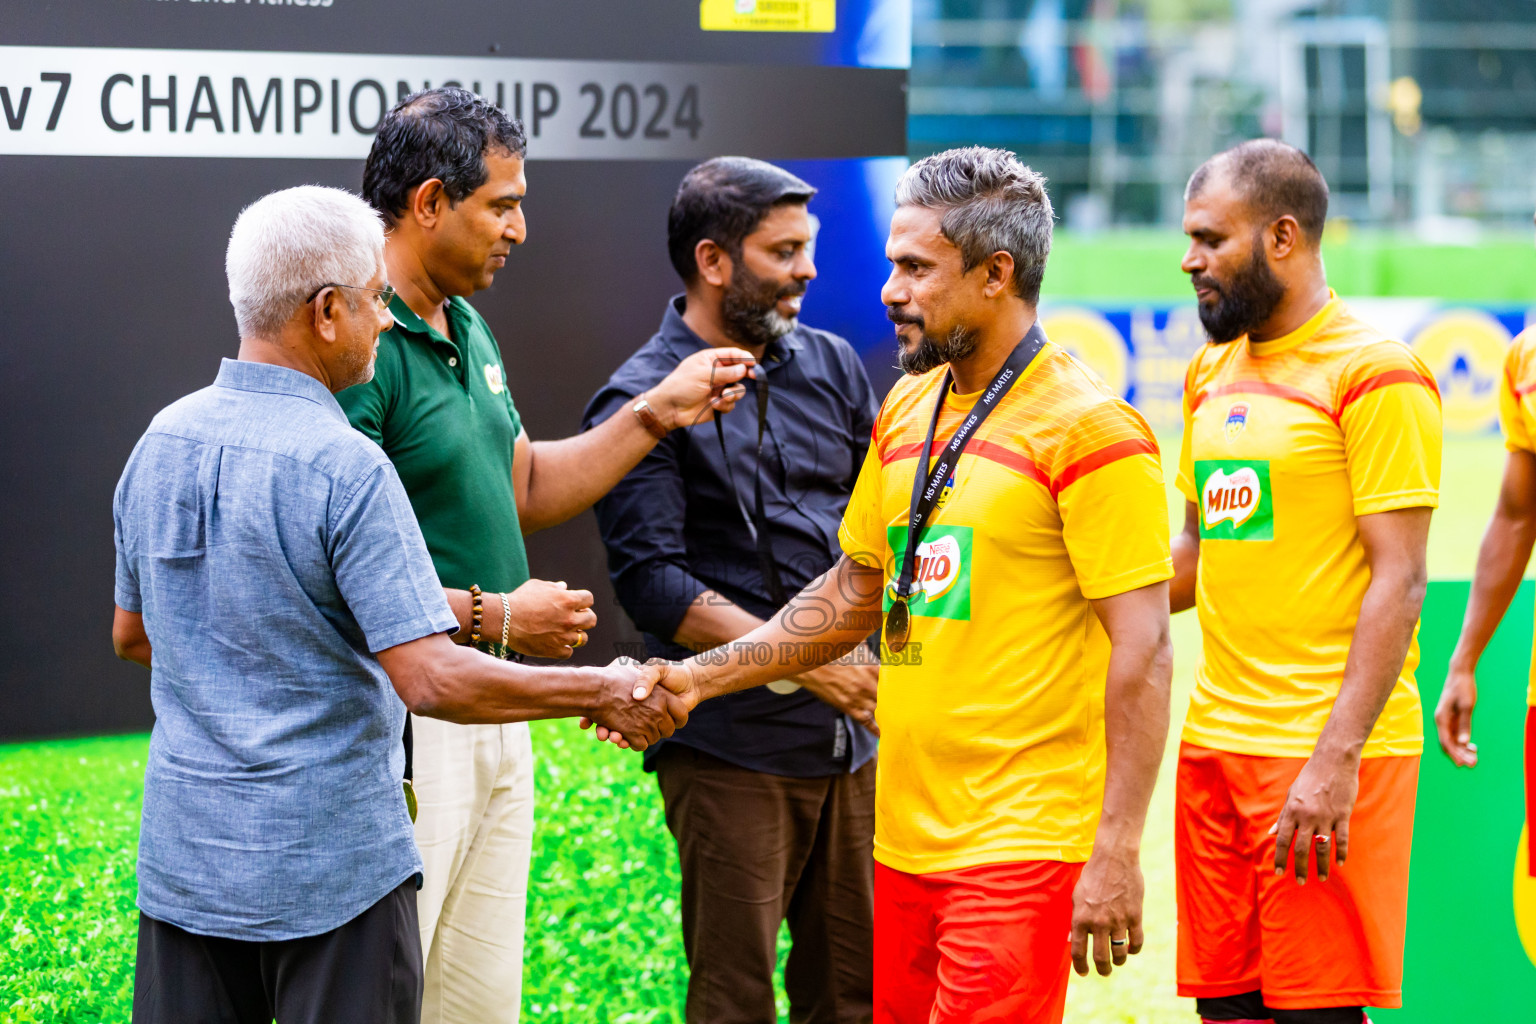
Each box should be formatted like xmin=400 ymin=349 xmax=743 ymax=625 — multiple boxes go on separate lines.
xmin=970 ymin=439 xmax=1051 ymax=487
xmin=1052 ymin=436 xmax=1159 ymax=497
xmin=1336 ymin=369 xmax=1441 ymax=414
xmin=880 ymin=439 xmax=926 ymax=465
xmin=1190 ymin=381 xmax=1334 ymax=420
xmin=879 ymin=437 xmax=1050 ymax=488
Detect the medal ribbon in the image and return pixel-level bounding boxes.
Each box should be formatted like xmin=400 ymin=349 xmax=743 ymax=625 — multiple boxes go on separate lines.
xmin=892 ymin=323 xmax=1047 ymax=605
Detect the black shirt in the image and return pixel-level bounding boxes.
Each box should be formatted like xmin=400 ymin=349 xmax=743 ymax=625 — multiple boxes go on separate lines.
xmin=582 ymin=296 xmax=879 ymax=777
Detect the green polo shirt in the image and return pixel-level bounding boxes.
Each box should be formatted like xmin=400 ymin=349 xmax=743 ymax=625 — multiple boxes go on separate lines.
xmin=337 ymin=295 xmax=530 ymax=596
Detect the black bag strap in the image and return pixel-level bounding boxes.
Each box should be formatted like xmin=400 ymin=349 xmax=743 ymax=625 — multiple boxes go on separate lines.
xmin=715 ymin=372 xmax=788 ymax=607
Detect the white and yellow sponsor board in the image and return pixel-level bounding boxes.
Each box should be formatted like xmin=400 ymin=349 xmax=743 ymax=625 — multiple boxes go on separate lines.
xmin=700 ymin=0 xmax=836 ymax=32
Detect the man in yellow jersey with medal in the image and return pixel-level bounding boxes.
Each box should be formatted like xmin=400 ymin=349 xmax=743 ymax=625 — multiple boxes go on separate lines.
xmin=631 ymin=146 xmax=1177 ymax=1023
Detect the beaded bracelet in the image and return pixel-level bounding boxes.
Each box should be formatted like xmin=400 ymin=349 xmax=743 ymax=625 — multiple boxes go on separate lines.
xmin=469 ymin=584 xmax=484 ymax=646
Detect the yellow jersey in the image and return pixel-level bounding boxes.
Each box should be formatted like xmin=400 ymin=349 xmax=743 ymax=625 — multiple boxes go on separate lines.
xmin=839 ymin=340 xmax=1173 ymax=874
xmin=1497 ymin=327 xmax=1536 ymax=706
xmin=1177 ymin=296 xmax=1442 ymax=759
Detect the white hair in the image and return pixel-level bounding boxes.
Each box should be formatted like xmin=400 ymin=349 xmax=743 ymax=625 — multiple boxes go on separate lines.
xmin=225 ymin=185 xmax=385 ymax=339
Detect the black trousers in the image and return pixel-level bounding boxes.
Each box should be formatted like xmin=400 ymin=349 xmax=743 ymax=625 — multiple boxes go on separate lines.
xmin=132 ymin=877 xmax=422 ymax=1024
xmin=655 ymin=745 xmax=876 ymax=1024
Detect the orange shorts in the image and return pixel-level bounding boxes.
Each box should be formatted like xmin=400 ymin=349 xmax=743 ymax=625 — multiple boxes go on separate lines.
xmin=874 ymin=859 xmax=1083 ymax=1024
xmin=1174 ymin=742 xmax=1418 ymax=1011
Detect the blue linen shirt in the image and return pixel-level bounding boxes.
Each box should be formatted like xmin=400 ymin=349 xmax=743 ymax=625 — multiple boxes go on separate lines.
xmin=113 ymin=359 xmax=458 ymax=941
xmin=582 ymin=297 xmax=879 ymax=778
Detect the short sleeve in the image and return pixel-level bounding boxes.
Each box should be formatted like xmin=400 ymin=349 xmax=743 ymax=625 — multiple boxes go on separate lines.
xmin=1175 ymin=349 xmax=1203 ymax=502
xmin=1501 ymin=342 xmax=1534 ymax=454
xmin=838 ymin=441 xmax=888 ymax=571
xmin=1338 ymin=344 xmax=1443 ymax=516
xmin=499 ymin=351 xmax=523 ymax=441
xmin=113 ymin=509 xmax=141 ymax=613
xmin=336 ymin=332 xmax=401 ymax=445
xmin=329 ymin=463 xmax=458 ymax=652
xmin=1055 ymin=403 xmax=1173 ymax=600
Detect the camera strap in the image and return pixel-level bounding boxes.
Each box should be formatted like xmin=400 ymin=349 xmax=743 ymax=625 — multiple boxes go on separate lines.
xmin=715 ymin=368 xmax=788 ymax=607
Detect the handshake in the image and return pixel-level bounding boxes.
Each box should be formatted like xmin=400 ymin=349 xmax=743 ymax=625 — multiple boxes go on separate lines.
xmin=577 ymin=657 xmax=700 ymax=751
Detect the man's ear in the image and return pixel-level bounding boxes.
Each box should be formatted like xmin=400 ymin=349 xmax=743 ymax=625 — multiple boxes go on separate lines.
xmin=410 ymin=178 xmax=448 ymax=229
xmin=312 ymin=288 xmax=341 ymax=344
xmin=1269 ymin=215 xmax=1302 ymax=260
xmin=694 ymin=239 xmax=733 ymax=290
xmin=981 ymin=250 xmax=1016 ymax=299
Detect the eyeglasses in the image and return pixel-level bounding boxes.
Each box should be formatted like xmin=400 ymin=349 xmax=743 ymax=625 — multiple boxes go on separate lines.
xmin=305 ymin=282 xmax=397 ymax=310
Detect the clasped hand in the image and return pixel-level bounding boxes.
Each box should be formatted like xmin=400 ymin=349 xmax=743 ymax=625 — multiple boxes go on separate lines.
xmin=580 ymin=658 xmax=690 ymax=752
xmin=580 ymin=659 xmax=701 ymax=749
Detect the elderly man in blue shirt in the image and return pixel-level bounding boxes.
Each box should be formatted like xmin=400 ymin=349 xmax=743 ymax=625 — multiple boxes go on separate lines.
xmin=583 ymin=158 xmax=879 ymax=1024
xmin=112 ymin=185 xmax=687 ymax=1024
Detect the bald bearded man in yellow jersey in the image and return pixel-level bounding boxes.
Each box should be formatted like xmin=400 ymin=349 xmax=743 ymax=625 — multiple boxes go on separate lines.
xmin=1170 ymin=141 xmax=1442 ymax=1024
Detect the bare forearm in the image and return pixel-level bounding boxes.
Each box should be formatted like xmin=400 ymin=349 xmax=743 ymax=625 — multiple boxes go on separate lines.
xmin=1096 ymin=632 xmax=1173 ymax=851
xmin=1169 ymin=503 xmax=1200 ymax=614
xmin=520 ymin=412 xmax=657 ymax=533
xmin=1317 ymin=572 xmax=1427 ymax=762
xmin=687 ymin=558 xmax=882 ymax=701
xmin=1169 ymin=533 xmax=1199 ymax=613
xmin=407 ymin=645 xmax=601 ymax=724
xmin=672 ymin=592 xmax=767 ymax=651
xmin=118 ymin=639 xmax=152 ymax=669
xmin=112 ymin=607 xmax=152 ymax=668
xmin=1449 ymin=511 xmax=1536 ymax=673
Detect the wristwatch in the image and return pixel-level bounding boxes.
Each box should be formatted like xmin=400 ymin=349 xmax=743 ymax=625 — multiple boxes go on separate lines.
xmin=631 ymin=395 xmax=669 ymax=440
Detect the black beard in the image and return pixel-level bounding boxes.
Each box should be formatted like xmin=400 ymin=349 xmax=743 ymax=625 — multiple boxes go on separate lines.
xmin=1194 ymin=242 xmax=1287 ymax=344
xmin=894 ymin=323 xmax=980 ymax=376
xmin=721 ymin=262 xmax=803 ymax=349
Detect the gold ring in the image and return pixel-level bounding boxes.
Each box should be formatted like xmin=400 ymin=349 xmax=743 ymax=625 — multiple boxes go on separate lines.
xmin=573 ymin=631 xmax=588 ymax=649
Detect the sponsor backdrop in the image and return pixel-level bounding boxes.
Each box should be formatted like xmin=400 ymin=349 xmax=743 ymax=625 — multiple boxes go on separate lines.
xmin=0 ymin=0 xmax=910 ymax=739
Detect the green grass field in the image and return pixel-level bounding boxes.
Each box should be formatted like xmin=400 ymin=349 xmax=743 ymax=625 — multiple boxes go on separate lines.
xmin=0 ymin=439 xmax=1512 ymax=1023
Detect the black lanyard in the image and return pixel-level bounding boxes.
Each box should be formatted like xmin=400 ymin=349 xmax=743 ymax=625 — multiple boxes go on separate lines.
xmin=887 ymin=323 xmax=1046 ymax=650
xmin=715 ymin=369 xmax=788 ymax=606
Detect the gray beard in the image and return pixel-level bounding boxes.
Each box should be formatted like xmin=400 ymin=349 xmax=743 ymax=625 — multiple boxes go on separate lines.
xmin=896 ymin=325 xmax=980 ymax=376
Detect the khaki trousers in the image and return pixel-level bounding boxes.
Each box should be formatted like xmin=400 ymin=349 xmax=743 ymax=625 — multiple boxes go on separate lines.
xmin=411 ymin=716 xmax=535 ymax=1024
xmin=656 ymin=745 xmax=876 ymax=1024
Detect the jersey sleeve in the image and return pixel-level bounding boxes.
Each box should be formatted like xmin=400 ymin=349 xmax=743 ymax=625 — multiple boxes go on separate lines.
xmin=1175 ymin=347 xmax=1204 ymax=502
xmin=498 ymin=350 xmax=523 ymax=442
xmin=1501 ymin=333 xmax=1535 ymax=454
xmin=838 ymin=433 xmax=888 ymax=571
xmin=1337 ymin=341 xmax=1443 ymax=516
xmin=1054 ymin=401 xmax=1174 ymax=600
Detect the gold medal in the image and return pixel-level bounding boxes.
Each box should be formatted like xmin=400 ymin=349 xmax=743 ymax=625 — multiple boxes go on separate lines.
xmin=885 ymin=598 xmax=911 ymax=654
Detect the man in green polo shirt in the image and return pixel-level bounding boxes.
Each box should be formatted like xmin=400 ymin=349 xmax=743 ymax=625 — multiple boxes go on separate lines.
xmin=338 ymin=87 xmax=753 ymax=1024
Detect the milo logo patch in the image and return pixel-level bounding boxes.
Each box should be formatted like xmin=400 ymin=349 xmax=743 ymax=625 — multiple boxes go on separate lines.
xmin=886 ymin=524 xmax=972 ymax=621
xmin=911 ymin=535 xmax=962 ymax=601
xmin=1195 ymin=460 xmax=1273 ymax=540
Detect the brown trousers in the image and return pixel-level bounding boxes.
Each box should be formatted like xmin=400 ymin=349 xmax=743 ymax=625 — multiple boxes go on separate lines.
xmin=655 ymin=745 xmax=876 ymax=1024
